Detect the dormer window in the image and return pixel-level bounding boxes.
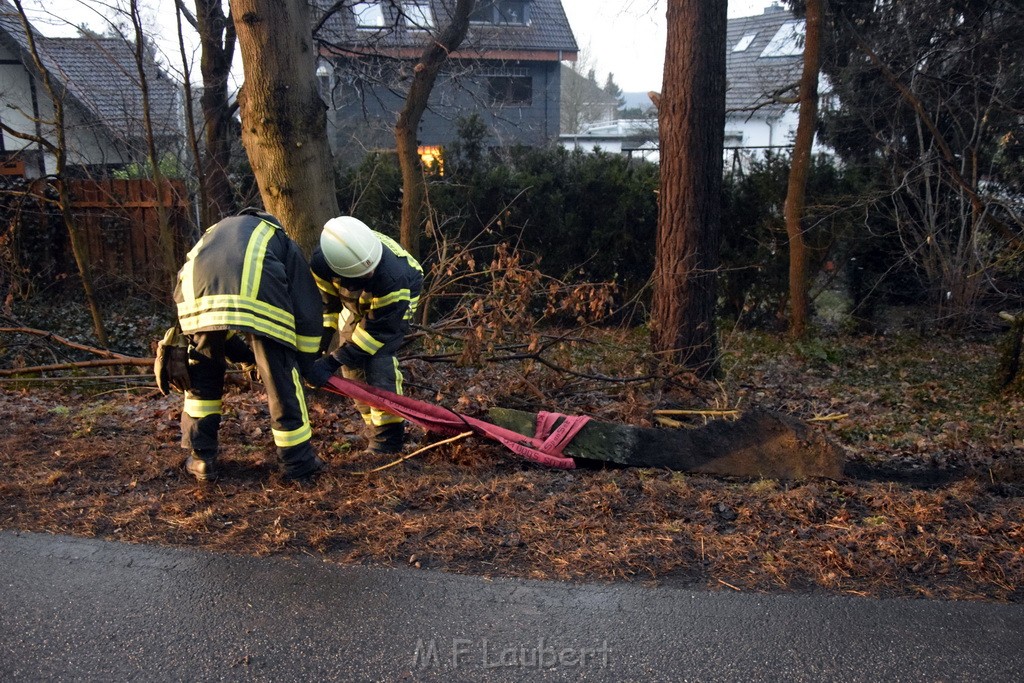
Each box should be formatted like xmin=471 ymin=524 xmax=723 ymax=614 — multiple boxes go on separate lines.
xmin=471 ymin=1 xmax=529 ymax=25
xmin=760 ymin=20 xmax=804 ymax=57
xmin=353 ymin=1 xmax=386 ymax=29
xmin=401 ymin=2 xmax=434 ymax=29
xmin=733 ymin=33 xmax=757 ymax=52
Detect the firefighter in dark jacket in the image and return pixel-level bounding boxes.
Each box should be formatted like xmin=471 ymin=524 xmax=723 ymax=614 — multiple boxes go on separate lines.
xmin=170 ymin=209 xmax=326 ymax=482
xmin=307 ymin=216 xmax=423 ymax=453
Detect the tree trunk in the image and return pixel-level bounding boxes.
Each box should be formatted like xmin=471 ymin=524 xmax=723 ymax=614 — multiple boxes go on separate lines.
xmin=11 ymin=1 xmax=107 ymax=346
xmin=395 ymin=0 xmax=475 ymax=260
xmin=230 ymin=0 xmax=338 ymax=255
xmin=128 ymin=0 xmax=177 ymax=292
xmin=783 ymin=0 xmax=823 ymax=339
xmin=488 ymin=407 xmax=845 ymax=480
xmin=194 ymin=0 xmax=237 ymax=227
xmin=650 ymin=0 xmax=727 ymax=378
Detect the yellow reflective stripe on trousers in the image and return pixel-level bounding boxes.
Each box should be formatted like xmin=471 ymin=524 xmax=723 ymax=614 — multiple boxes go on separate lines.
xmin=240 ymin=220 xmax=275 ymax=299
xmin=322 ymin=312 xmax=340 ymax=329
xmin=370 ymin=358 xmax=404 ymax=426
xmin=370 ymin=289 xmax=410 ymax=309
xmin=352 ymin=326 xmax=384 ymax=354
xmin=272 ymin=368 xmax=312 ymax=448
xmin=184 ymin=397 xmax=221 ymax=418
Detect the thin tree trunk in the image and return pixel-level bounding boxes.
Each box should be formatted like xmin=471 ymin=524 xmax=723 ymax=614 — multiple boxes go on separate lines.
xmin=650 ymin=0 xmax=727 ymax=378
xmin=12 ymin=0 xmax=107 ymax=346
xmin=174 ymin=2 xmax=207 ymax=233
xmin=782 ymin=0 xmax=823 ymax=339
xmin=230 ymin=0 xmax=338 ymax=255
xmin=193 ymin=0 xmax=237 ymax=227
xmin=128 ymin=0 xmax=176 ymax=292
xmin=395 ymin=0 xmax=475 ymax=260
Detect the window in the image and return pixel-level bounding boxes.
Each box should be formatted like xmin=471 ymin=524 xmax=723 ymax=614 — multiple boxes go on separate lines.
xmin=353 ymin=2 xmax=386 ymax=29
xmin=401 ymin=2 xmax=434 ymax=28
xmin=471 ymin=1 xmax=529 ymax=25
xmin=760 ymin=21 xmax=804 ymax=57
xmin=418 ymin=146 xmax=444 ymax=175
xmin=487 ymin=75 xmax=532 ymax=105
xmin=733 ymin=32 xmax=757 ymax=52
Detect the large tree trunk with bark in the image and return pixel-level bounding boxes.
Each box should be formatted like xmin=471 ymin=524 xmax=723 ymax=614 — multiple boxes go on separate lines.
xmin=395 ymin=0 xmax=475 ymax=260
xmin=783 ymin=0 xmax=823 ymax=339
xmin=650 ymin=0 xmax=727 ymax=378
xmin=488 ymin=408 xmax=845 ymax=480
xmin=230 ymin=0 xmax=338 ymax=255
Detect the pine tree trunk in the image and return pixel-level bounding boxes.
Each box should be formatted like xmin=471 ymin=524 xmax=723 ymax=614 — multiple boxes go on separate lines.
xmin=783 ymin=0 xmax=823 ymax=339
xmin=650 ymin=0 xmax=727 ymax=378
xmin=230 ymin=0 xmax=339 ymax=256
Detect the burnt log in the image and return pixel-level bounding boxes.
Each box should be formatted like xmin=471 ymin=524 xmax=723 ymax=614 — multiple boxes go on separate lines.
xmin=487 ymin=408 xmax=845 ymax=480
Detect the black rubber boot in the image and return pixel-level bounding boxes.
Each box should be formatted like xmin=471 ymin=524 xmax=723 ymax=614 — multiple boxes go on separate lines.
xmin=185 ymin=451 xmax=216 ymax=482
xmin=370 ymin=422 xmax=405 ymax=454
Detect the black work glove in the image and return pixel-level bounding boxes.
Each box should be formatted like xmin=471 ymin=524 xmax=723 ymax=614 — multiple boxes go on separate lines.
xmin=307 ymin=354 xmax=341 ymax=387
xmin=154 ymin=326 xmax=191 ymax=395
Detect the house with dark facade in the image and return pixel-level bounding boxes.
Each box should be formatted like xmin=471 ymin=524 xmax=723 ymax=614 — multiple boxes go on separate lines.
xmin=311 ymin=0 xmax=578 ymax=163
xmin=0 ymin=0 xmax=180 ymax=179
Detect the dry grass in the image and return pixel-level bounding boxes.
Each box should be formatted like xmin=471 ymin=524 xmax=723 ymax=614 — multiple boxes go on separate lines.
xmin=1 ymin=328 xmax=1023 ymax=602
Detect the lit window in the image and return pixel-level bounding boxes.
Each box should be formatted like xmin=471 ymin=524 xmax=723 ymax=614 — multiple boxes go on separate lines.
xmin=353 ymin=2 xmax=386 ymax=28
xmin=733 ymin=33 xmax=757 ymax=52
xmin=402 ymin=2 xmax=434 ymax=28
xmin=487 ymin=75 xmax=532 ymax=105
xmin=418 ymin=146 xmax=444 ymax=175
xmin=760 ymin=20 xmax=804 ymax=57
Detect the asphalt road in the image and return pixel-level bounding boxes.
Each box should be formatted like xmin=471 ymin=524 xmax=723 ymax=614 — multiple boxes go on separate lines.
xmin=1 ymin=530 xmax=1021 ymax=682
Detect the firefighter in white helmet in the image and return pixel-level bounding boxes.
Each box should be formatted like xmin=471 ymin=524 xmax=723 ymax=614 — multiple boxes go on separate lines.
xmin=307 ymin=216 xmax=423 ymax=453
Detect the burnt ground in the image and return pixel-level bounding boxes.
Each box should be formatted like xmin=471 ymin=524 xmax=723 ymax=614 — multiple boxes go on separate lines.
xmin=1 ymin=310 xmax=1023 ymax=603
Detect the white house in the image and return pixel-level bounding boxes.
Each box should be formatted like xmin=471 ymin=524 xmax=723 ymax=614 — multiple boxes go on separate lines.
xmin=560 ymin=4 xmax=825 ymax=165
xmin=0 ymin=0 xmax=180 ymax=178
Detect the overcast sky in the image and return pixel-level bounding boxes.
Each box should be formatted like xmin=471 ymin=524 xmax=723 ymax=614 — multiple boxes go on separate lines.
xmin=561 ymin=0 xmax=776 ymax=93
xmin=19 ymin=0 xmax=777 ymax=93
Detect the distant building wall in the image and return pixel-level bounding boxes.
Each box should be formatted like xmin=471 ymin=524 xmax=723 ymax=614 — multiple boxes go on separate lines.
xmin=324 ymin=58 xmax=562 ymax=160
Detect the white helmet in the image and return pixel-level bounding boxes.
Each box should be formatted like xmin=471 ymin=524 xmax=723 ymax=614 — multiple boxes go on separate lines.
xmin=320 ymin=216 xmax=383 ymax=278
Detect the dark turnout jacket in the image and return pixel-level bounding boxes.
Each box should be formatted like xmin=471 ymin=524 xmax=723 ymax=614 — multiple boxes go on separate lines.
xmin=310 ymin=231 xmax=423 ymax=368
xmin=174 ymin=213 xmax=322 ymax=356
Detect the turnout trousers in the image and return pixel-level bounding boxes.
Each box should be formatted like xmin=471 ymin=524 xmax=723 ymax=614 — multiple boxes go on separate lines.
xmin=181 ymin=330 xmax=317 ymax=476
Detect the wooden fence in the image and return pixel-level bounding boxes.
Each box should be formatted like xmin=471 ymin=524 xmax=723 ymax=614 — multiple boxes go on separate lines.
xmin=3 ymin=178 xmax=195 ymax=297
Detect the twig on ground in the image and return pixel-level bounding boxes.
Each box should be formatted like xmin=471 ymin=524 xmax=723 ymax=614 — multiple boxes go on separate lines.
xmin=808 ymin=413 xmax=849 ymax=422
xmin=654 ymin=409 xmax=740 ymax=417
xmin=354 ymin=431 xmax=473 ymax=475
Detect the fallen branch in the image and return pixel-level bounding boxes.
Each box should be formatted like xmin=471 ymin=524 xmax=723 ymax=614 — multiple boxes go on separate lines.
xmin=0 ymin=326 xmax=139 ymax=361
xmin=0 ymin=357 xmax=154 ymax=377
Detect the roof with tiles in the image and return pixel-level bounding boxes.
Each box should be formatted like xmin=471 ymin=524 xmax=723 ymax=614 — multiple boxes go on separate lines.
xmin=312 ymin=0 xmax=578 ymax=59
xmin=726 ymin=3 xmax=804 ymax=117
xmin=0 ymin=0 xmax=179 ymax=143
